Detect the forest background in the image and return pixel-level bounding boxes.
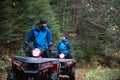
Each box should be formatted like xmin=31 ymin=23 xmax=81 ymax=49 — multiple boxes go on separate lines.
xmin=0 ymin=0 xmax=120 ymax=80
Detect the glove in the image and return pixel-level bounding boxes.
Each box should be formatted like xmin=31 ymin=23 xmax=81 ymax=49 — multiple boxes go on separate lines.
xmin=49 ymin=48 xmax=52 ymax=54
xmin=69 ymin=50 xmax=72 ymax=53
xmin=48 ymin=43 xmax=52 ymax=53
xmin=23 ymin=41 xmax=29 ymax=51
xmin=48 ymin=43 xmax=52 ymax=49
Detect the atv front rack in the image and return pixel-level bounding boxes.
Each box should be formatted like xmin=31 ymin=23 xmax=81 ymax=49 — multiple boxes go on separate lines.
xmin=12 ymin=56 xmax=59 ymax=73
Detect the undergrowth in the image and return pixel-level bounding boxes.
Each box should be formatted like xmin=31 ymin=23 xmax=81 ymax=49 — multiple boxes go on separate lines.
xmin=83 ymin=67 xmax=120 ymax=80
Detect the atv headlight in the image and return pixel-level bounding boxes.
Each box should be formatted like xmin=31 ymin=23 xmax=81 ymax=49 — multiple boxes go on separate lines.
xmin=32 ymin=48 xmax=42 ymax=57
xmin=59 ymin=53 xmax=65 ymax=58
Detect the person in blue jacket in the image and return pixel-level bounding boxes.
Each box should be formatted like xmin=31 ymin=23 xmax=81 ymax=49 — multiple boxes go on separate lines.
xmin=24 ymin=18 xmax=52 ymax=58
xmin=55 ymin=36 xmax=72 ymax=58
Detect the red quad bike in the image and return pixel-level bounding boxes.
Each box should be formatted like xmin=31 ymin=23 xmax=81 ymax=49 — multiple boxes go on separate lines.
xmin=51 ymin=52 xmax=76 ymax=80
xmin=7 ymin=48 xmax=60 ymax=80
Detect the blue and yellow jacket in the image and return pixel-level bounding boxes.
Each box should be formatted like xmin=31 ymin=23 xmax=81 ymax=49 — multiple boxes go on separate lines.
xmin=25 ymin=24 xmax=52 ymax=51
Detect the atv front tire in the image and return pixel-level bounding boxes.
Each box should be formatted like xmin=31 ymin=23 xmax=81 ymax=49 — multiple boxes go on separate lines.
xmin=69 ymin=67 xmax=75 ymax=80
xmin=49 ymin=71 xmax=57 ymax=80
xmin=7 ymin=70 xmax=24 ymax=80
xmin=7 ymin=70 xmax=16 ymax=80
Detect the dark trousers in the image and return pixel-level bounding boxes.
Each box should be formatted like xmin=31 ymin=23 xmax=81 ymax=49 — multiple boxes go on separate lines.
xmin=41 ymin=50 xmax=50 ymax=58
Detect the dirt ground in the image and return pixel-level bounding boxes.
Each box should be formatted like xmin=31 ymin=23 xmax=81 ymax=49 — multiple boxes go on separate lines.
xmin=60 ymin=66 xmax=93 ymax=80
